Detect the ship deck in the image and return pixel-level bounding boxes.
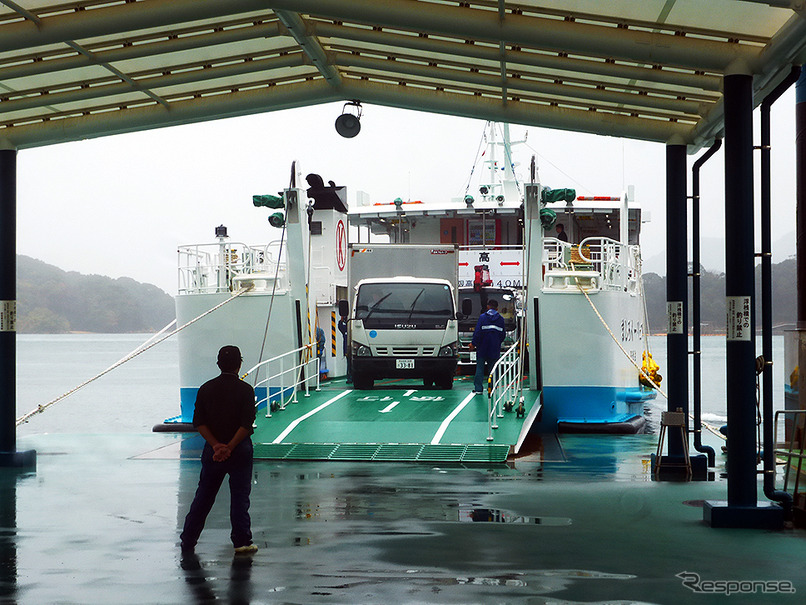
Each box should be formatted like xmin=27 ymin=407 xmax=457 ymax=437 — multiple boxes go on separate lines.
xmin=6 ymin=426 xmax=806 ymax=604
xmin=251 ymin=376 xmax=540 ymax=463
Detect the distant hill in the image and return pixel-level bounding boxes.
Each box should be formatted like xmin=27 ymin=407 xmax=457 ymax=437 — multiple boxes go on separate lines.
xmin=641 ymin=231 xmax=795 ymax=276
xmin=16 ymin=255 xmax=175 ymax=334
xmin=642 ymin=257 xmax=796 ymax=333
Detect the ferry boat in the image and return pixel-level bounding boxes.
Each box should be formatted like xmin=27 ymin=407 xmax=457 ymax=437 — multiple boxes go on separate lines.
xmin=162 ymin=123 xmax=657 ymax=459
xmin=348 ymin=123 xmax=655 ymax=433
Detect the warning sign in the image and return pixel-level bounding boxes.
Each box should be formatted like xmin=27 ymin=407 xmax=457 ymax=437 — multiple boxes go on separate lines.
xmin=667 ymin=301 xmax=684 ymax=335
xmin=726 ymin=296 xmax=752 ymax=341
xmin=0 ymin=300 xmax=16 ymax=332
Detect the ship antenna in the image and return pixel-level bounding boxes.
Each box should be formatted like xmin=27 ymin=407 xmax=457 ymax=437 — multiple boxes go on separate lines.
xmin=463 ymin=123 xmax=489 ymax=197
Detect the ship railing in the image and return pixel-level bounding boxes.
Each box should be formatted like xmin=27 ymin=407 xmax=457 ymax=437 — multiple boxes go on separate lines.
xmin=177 ymin=240 xmax=286 ymax=294
xmin=543 ymin=237 xmax=641 ymax=293
xmin=243 ymin=343 xmax=320 ymax=417
xmin=774 ymin=409 xmax=806 ymax=504
xmin=486 ymin=340 xmax=522 ymax=441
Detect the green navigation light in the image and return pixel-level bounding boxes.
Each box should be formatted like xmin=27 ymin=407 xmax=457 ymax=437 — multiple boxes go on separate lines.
xmin=268 ymin=212 xmax=285 ymax=228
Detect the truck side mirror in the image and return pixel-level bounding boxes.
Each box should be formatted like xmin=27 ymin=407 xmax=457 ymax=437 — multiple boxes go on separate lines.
xmin=338 ymin=299 xmax=349 ymax=317
xmin=461 ymin=298 xmax=473 ymax=318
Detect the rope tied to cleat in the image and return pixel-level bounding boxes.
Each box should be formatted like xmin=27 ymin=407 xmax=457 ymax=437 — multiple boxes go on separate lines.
xmin=15 ymin=284 xmax=254 ymax=427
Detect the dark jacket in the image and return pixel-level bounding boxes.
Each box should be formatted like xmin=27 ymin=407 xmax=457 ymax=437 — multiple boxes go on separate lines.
xmin=192 ymin=373 xmax=256 ymax=444
xmin=471 ymin=309 xmax=506 ymax=358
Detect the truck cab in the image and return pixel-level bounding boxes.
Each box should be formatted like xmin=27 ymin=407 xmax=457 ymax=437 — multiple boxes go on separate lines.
xmin=347 ymin=276 xmax=458 ymax=389
xmin=457 ymin=287 xmax=519 ymax=373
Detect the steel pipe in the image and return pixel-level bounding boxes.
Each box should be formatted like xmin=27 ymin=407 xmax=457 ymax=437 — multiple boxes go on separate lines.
xmin=691 ymin=138 xmax=722 ymax=467
xmin=760 ymin=64 xmax=800 ymax=514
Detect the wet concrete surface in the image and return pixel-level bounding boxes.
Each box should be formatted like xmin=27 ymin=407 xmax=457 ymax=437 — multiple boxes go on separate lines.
xmin=2 ymin=431 xmax=805 ymax=604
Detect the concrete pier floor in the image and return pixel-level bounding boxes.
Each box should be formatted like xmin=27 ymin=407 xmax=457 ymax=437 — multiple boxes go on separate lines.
xmin=3 ymin=431 xmax=805 ymax=604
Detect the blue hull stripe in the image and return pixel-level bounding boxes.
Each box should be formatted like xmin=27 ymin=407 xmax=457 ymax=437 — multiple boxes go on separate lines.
xmin=178 ymin=386 xmax=288 ymax=423
xmin=540 ymin=385 xmax=653 ymax=427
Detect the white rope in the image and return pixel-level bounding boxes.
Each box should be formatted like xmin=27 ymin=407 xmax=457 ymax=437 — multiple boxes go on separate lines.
xmin=16 ymin=284 xmax=254 ymax=427
xmin=574 ymin=278 xmax=726 ymax=441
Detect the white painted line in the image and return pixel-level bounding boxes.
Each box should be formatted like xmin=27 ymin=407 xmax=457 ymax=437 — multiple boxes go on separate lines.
xmin=403 ymin=389 xmax=416 ymax=397
xmin=380 ymin=401 xmax=400 ymax=413
xmin=272 ymin=390 xmax=352 ymax=443
xmin=431 ymin=392 xmax=476 ymax=445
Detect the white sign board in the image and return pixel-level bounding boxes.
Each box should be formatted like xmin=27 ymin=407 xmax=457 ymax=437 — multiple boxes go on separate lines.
xmin=0 ymin=300 xmax=16 ymax=332
xmin=666 ymin=301 xmax=684 ymax=335
xmin=726 ymin=296 xmax=752 ymax=341
xmin=458 ymin=249 xmax=524 ymax=289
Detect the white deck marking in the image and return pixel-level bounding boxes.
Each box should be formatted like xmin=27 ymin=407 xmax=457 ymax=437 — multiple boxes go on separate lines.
xmin=403 ymin=389 xmax=416 ymax=397
xmin=379 ymin=401 xmax=400 ymax=413
xmin=272 ymin=390 xmax=352 ymax=443
xmin=431 ymin=392 xmax=476 ymax=445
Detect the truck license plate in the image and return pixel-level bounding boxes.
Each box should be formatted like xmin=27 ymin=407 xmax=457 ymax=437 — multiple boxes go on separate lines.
xmin=396 ymin=359 xmax=415 ymax=369
xmin=470 ymin=351 xmax=477 ymax=362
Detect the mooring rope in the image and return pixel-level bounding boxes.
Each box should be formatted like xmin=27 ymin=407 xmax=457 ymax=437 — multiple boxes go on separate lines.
xmin=574 ymin=277 xmax=726 ymax=441
xmin=15 ymin=284 xmax=254 ymax=427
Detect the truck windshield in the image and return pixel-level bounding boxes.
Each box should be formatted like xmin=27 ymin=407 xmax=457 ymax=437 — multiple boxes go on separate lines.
xmin=356 ymin=283 xmax=454 ymax=329
xmin=458 ymin=289 xmax=518 ymax=331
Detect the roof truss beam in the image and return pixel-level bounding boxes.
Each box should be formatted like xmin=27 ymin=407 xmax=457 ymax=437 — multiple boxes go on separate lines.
xmin=311 ymin=21 xmax=722 ymax=92
xmin=0 ymin=17 xmax=282 ymax=82
xmin=0 ymin=51 xmax=305 ymax=114
xmin=0 ymin=0 xmax=269 ymax=53
xmin=265 ymin=0 xmax=763 ymax=73
xmin=337 ymin=77 xmax=692 ymax=144
xmin=0 ymin=78 xmax=340 ymax=149
xmin=274 ymin=9 xmax=341 ymax=87
xmin=333 ymin=52 xmax=709 ymax=119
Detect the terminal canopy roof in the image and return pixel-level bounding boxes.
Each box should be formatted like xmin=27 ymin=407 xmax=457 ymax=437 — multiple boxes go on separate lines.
xmin=1 ymin=0 xmax=804 ymax=151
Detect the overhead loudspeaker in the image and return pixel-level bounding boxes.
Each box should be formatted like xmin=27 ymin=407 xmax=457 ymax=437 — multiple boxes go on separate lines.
xmin=335 ymin=100 xmax=363 ymax=138
xmin=335 ymin=113 xmax=361 ymax=138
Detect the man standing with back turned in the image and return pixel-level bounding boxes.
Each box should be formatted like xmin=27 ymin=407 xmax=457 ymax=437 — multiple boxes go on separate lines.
xmin=180 ymin=345 xmax=258 ymax=555
xmin=469 ymin=299 xmax=506 ymax=394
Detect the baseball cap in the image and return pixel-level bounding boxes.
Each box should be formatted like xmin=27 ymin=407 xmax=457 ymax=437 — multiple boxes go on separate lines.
xmin=217 ymin=345 xmax=242 ymax=369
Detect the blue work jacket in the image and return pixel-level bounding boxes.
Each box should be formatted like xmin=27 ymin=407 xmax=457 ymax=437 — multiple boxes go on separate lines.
xmin=471 ymin=309 xmax=506 ymax=358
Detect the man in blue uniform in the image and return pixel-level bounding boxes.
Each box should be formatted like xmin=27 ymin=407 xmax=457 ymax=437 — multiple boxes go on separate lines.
xmin=469 ymin=299 xmax=506 ymax=394
xmin=180 ymin=345 xmax=258 ymax=555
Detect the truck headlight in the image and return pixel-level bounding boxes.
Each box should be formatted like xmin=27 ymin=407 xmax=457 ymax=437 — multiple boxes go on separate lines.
xmin=353 ymin=343 xmax=372 ymax=357
xmin=438 ymin=343 xmax=457 ymax=357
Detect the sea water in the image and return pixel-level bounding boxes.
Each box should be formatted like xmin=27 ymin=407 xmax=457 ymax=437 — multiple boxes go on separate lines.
xmin=14 ymin=333 xmax=787 ymax=436
xmin=16 ymin=333 xmax=179 ymax=436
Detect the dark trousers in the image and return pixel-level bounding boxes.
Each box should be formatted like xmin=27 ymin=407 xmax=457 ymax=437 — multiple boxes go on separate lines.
xmin=474 ymin=353 xmax=500 ymax=392
xmin=181 ymin=439 xmax=253 ymax=548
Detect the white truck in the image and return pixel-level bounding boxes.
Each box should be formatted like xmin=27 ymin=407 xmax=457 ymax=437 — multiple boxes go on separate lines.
xmin=340 ymin=244 xmax=460 ymax=390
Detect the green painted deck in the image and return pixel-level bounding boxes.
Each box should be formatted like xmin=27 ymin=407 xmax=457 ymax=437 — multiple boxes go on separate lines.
xmin=252 ymin=376 xmax=540 ymax=462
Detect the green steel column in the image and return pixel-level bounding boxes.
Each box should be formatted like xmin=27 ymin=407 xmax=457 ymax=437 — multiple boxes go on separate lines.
xmin=0 ymin=147 xmax=35 ymax=468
